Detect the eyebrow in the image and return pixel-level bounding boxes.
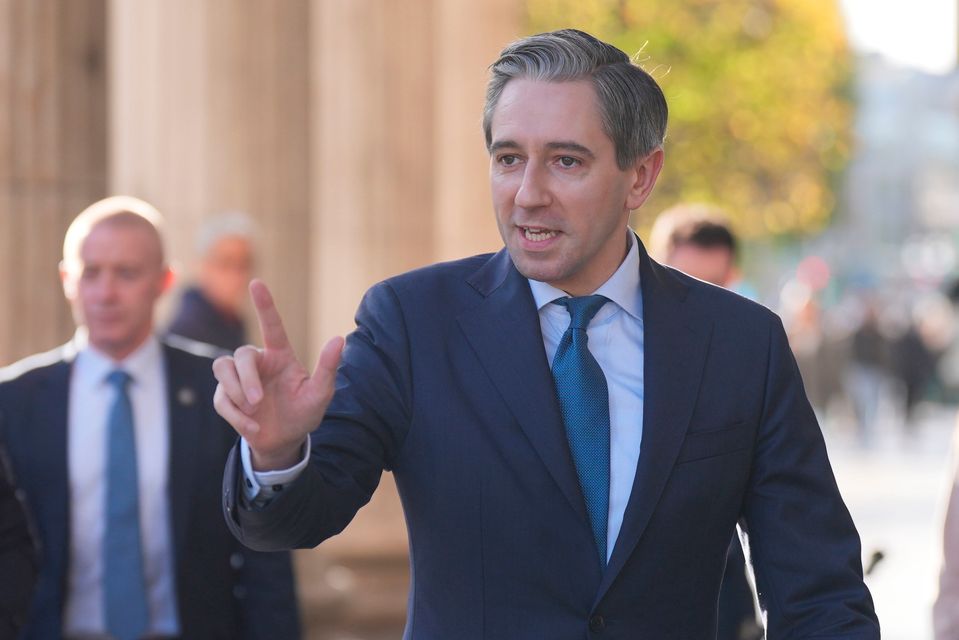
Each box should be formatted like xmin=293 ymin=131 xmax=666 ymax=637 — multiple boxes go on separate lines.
xmin=489 ymin=140 xmax=596 ymax=160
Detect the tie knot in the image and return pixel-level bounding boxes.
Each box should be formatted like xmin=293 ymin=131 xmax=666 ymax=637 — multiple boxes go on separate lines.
xmin=106 ymin=369 xmax=132 ymax=390
xmin=555 ymin=295 xmax=608 ymax=330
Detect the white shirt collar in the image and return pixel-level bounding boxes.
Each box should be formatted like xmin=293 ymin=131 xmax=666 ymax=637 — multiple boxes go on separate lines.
xmin=527 ymin=229 xmax=643 ymax=321
xmin=73 ymin=331 xmax=164 ymax=388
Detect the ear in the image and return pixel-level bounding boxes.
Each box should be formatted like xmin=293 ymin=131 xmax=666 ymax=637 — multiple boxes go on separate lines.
xmin=60 ymin=261 xmax=77 ymax=301
xmin=160 ymin=265 xmax=175 ymax=294
xmin=625 ymin=147 xmax=665 ymax=211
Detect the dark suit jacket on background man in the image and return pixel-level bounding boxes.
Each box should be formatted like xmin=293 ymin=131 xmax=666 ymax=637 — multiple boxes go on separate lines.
xmin=1 ymin=338 xmax=299 ymax=640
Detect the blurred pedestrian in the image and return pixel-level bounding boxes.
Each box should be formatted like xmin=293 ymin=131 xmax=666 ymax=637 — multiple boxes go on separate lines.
xmin=846 ymin=301 xmax=888 ymax=446
xmin=0 ymin=197 xmax=300 ymax=639
xmin=649 ymin=203 xmax=740 ymax=289
xmin=167 ymin=212 xmax=255 ymax=351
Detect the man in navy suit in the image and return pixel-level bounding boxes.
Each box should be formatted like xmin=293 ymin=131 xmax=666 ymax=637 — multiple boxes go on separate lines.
xmin=215 ymin=29 xmax=879 ymax=638
xmin=0 ymin=197 xmax=300 ymax=639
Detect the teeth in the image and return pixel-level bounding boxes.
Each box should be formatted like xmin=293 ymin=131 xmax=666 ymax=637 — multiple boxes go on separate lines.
xmin=523 ymin=227 xmax=557 ymax=242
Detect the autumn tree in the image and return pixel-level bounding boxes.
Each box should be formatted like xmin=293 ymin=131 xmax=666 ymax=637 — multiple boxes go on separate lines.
xmin=527 ymin=0 xmax=853 ymax=239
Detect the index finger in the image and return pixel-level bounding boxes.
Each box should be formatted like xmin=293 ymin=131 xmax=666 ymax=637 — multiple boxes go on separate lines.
xmin=250 ymin=279 xmax=292 ymax=351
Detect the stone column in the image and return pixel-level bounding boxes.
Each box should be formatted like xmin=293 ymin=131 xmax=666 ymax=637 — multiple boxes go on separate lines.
xmin=0 ymin=0 xmax=108 ymax=364
xmin=108 ymin=0 xmax=311 ymax=357
xmin=433 ymin=0 xmax=521 ymax=262
xmin=308 ymin=2 xmax=520 ymax=637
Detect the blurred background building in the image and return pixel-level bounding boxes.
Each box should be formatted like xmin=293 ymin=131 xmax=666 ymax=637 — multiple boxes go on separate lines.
xmin=1 ymin=0 xmax=956 ymax=638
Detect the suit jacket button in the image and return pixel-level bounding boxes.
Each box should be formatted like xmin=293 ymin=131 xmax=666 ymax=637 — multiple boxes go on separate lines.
xmin=589 ymin=614 xmax=605 ymax=632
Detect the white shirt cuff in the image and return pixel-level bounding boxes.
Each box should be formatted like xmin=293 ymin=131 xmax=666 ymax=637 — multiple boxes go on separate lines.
xmin=239 ymin=437 xmax=311 ymax=503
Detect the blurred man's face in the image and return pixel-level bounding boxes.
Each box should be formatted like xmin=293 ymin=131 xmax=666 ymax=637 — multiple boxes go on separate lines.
xmin=199 ymin=235 xmax=253 ymax=313
xmin=667 ymin=244 xmax=734 ymax=287
xmin=62 ymin=221 xmax=170 ymax=361
xmin=489 ymin=78 xmax=662 ymax=296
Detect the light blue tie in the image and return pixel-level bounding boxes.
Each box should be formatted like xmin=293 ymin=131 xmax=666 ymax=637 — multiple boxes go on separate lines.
xmin=103 ymin=370 xmax=149 ymax=640
xmin=551 ymin=295 xmax=611 ymax=565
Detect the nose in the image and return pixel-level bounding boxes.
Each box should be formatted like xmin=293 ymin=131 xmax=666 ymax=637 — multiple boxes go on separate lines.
xmin=93 ymin=272 xmax=119 ymax=302
xmin=514 ymin=163 xmax=551 ymax=209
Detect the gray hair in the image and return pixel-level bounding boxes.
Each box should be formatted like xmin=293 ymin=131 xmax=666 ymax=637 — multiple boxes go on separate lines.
xmin=195 ymin=211 xmax=256 ymax=257
xmin=483 ymin=29 xmax=668 ymax=169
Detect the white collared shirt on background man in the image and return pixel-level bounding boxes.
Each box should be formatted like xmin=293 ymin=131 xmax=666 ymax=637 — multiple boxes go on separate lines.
xmin=65 ymin=333 xmax=179 ymax=637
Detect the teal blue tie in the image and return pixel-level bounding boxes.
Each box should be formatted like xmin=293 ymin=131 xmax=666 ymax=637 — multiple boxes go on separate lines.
xmin=103 ymin=370 xmax=149 ymax=640
xmin=551 ymin=295 xmax=611 ymax=564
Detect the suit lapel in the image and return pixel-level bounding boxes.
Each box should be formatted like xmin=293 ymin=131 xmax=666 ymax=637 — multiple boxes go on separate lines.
xmin=457 ymin=250 xmax=589 ymax=524
xmin=164 ymin=344 xmax=202 ymax=556
xmin=595 ymin=243 xmax=712 ymax=604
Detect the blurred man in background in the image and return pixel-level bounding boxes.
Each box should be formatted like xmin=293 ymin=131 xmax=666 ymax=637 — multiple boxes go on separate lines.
xmin=167 ymin=212 xmax=255 ymax=352
xmin=0 ymin=197 xmax=299 ymax=640
xmin=649 ymin=202 xmax=740 ymax=290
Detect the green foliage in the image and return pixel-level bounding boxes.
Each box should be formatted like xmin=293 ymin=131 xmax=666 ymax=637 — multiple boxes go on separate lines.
xmin=527 ymin=0 xmax=853 ymax=239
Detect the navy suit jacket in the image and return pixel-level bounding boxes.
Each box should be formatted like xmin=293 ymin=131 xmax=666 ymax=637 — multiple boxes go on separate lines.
xmin=225 ymin=242 xmax=879 ymax=639
xmin=0 ymin=338 xmax=300 ymax=640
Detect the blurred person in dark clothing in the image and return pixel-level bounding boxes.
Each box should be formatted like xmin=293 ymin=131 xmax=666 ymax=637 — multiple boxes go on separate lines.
xmin=892 ymin=318 xmax=940 ymax=431
xmin=650 ymin=204 xmax=762 ymax=640
xmin=0 ymin=438 xmax=37 ymax=640
xmin=847 ymin=302 xmax=888 ymax=446
xmin=0 ymin=197 xmax=299 ymax=640
xmin=167 ymin=212 xmax=255 ymax=352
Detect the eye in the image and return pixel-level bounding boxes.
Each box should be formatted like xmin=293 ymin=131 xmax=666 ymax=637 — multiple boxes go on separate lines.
xmin=117 ymin=267 xmax=140 ymax=280
xmin=558 ymin=156 xmax=580 ymax=168
xmin=498 ymin=154 xmax=519 ymax=167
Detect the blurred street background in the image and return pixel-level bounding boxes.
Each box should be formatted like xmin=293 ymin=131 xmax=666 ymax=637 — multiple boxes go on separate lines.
xmin=1 ymin=0 xmax=957 ymax=637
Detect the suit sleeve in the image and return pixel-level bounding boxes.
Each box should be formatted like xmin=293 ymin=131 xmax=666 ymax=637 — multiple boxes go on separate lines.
xmin=743 ymin=316 xmax=880 ymax=638
xmin=224 ymin=281 xmax=412 ymax=551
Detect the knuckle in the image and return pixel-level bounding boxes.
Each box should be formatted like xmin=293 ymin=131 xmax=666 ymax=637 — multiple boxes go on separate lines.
xmin=234 ymin=345 xmax=256 ymax=359
xmin=212 ymin=356 xmax=233 ymax=375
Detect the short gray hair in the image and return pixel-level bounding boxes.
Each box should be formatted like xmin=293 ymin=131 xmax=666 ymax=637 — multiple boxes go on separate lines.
xmin=195 ymin=210 xmax=256 ymax=257
xmin=483 ymin=29 xmax=668 ymax=169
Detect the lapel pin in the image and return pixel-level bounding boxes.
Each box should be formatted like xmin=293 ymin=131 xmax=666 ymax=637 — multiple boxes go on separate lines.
xmin=177 ymin=387 xmax=197 ymax=407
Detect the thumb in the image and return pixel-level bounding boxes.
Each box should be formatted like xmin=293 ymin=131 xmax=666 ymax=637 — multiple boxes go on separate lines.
xmin=311 ymin=336 xmax=345 ymax=385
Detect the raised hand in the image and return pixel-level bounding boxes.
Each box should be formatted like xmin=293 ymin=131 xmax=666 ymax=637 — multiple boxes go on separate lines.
xmin=212 ymin=279 xmax=344 ymax=470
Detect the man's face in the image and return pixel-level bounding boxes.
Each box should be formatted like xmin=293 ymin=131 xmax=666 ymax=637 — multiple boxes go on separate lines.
xmin=488 ymin=78 xmax=662 ymax=296
xmin=666 ymin=244 xmax=735 ymax=287
xmin=200 ymin=235 xmax=253 ymax=313
xmin=63 ymin=221 xmax=171 ymax=360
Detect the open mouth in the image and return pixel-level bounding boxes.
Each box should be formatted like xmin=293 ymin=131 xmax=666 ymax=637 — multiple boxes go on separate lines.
xmin=521 ymin=226 xmax=559 ymax=242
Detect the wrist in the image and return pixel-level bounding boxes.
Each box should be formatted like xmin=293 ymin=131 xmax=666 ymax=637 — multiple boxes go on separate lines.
xmin=249 ymin=440 xmax=305 ymax=471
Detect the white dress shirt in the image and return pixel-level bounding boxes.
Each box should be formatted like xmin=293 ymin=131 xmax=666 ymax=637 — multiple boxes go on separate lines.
xmin=65 ymin=333 xmax=179 ymax=637
xmin=242 ymin=232 xmax=646 ymax=563
xmin=527 ymin=233 xmax=644 ymax=561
